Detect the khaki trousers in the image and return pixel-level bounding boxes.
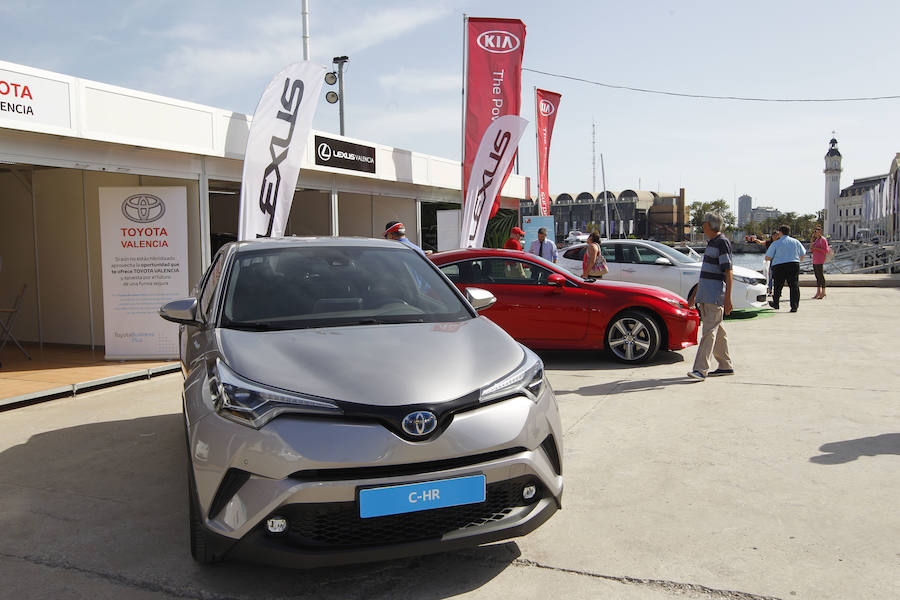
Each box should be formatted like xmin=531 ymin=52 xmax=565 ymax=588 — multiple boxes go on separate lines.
xmin=692 ymin=303 xmax=733 ymax=375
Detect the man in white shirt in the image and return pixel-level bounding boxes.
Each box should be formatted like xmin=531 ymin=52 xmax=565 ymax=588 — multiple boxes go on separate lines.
xmin=528 ymin=228 xmax=558 ymax=263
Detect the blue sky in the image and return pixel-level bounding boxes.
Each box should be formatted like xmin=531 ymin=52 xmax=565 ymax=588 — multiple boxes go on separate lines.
xmin=2 ymin=0 xmax=898 ymax=216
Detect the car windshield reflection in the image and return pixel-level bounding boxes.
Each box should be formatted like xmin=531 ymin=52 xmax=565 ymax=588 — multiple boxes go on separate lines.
xmin=220 ymin=246 xmax=471 ymax=331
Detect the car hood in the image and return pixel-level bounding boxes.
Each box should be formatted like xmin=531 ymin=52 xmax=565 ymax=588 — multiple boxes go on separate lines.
xmin=217 ymin=317 xmax=524 ymax=407
xmin=732 ymin=264 xmax=765 ymax=279
xmin=664 ymin=261 xmax=765 ymax=280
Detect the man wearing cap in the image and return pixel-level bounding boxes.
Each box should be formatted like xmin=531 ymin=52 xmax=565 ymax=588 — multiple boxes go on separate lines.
xmin=504 ymin=227 xmax=525 ymax=251
xmin=528 ymin=227 xmax=558 ymax=263
xmin=383 ymin=221 xmax=426 ymax=257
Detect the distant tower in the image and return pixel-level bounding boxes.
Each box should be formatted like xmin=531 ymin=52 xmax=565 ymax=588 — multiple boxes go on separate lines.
xmin=738 ymin=194 xmax=752 ymax=227
xmin=823 ymin=136 xmax=842 ymax=237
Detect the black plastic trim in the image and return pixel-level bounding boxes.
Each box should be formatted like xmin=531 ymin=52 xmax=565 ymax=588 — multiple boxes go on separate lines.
xmin=288 ymin=446 xmax=528 ymax=482
xmin=208 ymin=468 xmax=251 ymax=519
xmin=541 ymin=435 xmax=562 ymax=476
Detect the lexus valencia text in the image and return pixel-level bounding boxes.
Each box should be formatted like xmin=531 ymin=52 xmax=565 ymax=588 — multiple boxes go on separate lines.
xmin=160 ymin=238 xmax=563 ymax=567
xmin=431 ymin=248 xmax=700 ymax=363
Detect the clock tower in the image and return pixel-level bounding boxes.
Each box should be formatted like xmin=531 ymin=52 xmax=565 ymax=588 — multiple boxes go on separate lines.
xmin=823 ymin=136 xmax=842 ymax=237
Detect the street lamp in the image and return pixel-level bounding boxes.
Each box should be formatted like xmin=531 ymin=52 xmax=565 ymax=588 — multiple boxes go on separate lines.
xmin=324 ymin=56 xmax=349 ymax=135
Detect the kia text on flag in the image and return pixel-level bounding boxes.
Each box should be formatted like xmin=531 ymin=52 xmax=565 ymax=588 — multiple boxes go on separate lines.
xmin=464 ymin=17 xmax=526 ymax=218
xmin=238 ymin=61 xmax=326 ymax=240
xmin=535 ymin=89 xmax=561 ymax=217
xmin=460 ymin=115 xmax=529 ymax=248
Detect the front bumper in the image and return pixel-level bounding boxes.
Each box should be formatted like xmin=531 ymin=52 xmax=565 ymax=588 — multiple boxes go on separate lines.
xmin=662 ymin=309 xmax=700 ymax=350
xmin=735 ymin=283 xmax=768 ymax=309
xmin=185 ymin=384 xmax=564 ymax=567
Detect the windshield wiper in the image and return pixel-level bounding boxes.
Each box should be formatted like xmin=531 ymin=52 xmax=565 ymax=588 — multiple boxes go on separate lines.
xmin=222 ymin=321 xmax=284 ymax=332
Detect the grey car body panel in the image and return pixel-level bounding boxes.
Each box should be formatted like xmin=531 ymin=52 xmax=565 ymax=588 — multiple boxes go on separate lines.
xmin=175 ymin=237 xmax=563 ymax=566
xmin=217 ymin=318 xmax=523 ymax=407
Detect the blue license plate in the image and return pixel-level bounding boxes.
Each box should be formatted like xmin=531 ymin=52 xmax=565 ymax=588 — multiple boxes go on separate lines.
xmin=359 ymin=474 xmax=486 ymax=519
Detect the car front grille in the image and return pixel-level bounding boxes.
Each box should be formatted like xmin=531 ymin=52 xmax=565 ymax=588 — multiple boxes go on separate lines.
xmin=272 ymin=476 xmax=540 ymax=549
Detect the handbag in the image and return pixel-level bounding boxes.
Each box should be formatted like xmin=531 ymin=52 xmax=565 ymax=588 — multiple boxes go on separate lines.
xmin=587 ymin=244 xmax=608 ymax=277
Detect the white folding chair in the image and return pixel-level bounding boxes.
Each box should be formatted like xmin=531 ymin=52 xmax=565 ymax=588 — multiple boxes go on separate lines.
xmin=0 ymin=284 xmax=32 ymax=362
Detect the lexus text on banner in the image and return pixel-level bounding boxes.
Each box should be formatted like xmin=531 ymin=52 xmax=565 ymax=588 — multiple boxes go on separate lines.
xmin=535 ymin=89 xmax=561 ymax=217
xmin=460 ymin=115 xmax=529 ymax=248
xmin=98 ymin=187 xmax=189 ymax=360
xmin=464 ymin=17 xmax=526 ymax=217
xmin=238 ymin=61 xmax=326 ymax=240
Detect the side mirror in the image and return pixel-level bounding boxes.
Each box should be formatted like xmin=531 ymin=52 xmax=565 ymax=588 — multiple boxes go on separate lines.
xmin=465 ymin=287 xmax=497 ymax=312
xmin=159 ymin=298 xmax=201 ymax=326
xmin=654 ymin=257 xmax=673 ymax=266
xmin=547 ymin=273 xmax=566 ymax=287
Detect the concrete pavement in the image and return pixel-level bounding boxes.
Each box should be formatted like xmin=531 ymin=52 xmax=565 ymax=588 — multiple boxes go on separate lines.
xmin=0 ymin=287 xmax=898 ymax=599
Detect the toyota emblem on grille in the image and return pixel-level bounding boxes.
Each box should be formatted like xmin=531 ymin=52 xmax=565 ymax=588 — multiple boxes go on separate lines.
xmin=401 ymin=411 xmax=437 ymax=437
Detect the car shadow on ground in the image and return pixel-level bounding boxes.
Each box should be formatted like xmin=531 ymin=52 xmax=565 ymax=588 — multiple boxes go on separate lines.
xmin=0 ymin=414 xmax=520 ymax=599
xmin=809 ymin=433 xmax=900 ymax=465
xmin=537 ymin=349 xmax=686 ymax=372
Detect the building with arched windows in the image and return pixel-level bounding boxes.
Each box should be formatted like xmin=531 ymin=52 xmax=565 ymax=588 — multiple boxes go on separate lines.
xmin=520 ymin=188 xmax=688 ymax=241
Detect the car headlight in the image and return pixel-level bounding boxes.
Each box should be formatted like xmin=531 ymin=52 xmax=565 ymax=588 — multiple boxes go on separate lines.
xmin=480 ymin=348 xmax=545 ymax=403
xmin=734 ymin=274 xmax=764 ymax=285
xmin=661 ymin=296 xmax=691 ymax=309
xmin=210 ymin=359 xmax=342 ymax=428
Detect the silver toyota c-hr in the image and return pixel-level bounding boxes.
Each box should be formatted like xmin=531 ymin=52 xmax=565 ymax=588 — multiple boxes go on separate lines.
xmin=159 ymin=237 xmax=563 ymax=567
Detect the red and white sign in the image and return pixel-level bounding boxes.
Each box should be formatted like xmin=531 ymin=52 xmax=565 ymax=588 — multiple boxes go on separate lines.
xmin=535 ymin=89 xmax=561 ymax=217
xmin=460 ymin=115 xmax=529 ymax=248
xmin=98 ymin=187 xmax=189 ymax=360
xmin=463 ymin=17 xmax=526 ymax=218
xmin=0 ymin=64 xmax=72 ymax=130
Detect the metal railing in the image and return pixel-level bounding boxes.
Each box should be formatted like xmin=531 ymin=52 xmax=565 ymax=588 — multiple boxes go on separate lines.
xmin=800 ymin=241 xmax=900 ymax=274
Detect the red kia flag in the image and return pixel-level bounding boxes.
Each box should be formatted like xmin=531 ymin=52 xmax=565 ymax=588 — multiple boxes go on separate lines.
xmin=464 ymin=17 xmax=526 ymax=217
xmin=535 ymin=89 xmax=561 ymax=217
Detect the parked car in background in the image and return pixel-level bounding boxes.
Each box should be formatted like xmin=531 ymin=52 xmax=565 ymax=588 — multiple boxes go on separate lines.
xmin=560 ymin=231 xmax=588 ymax=247
xmin=431 ymin=248 xmax=699 ymax=364
xmin=160 ymin=237 xmax=563 ymax=567
xmin=558 ymin=239 xmax=767 ymax=310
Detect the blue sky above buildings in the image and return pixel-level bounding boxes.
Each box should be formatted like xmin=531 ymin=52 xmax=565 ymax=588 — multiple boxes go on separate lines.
xmin=2 ymin=0 xmax=897 ymax=216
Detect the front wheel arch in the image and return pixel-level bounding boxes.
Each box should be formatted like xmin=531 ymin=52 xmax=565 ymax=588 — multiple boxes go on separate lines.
xmin=604 ymin=309 xmax=661 ymax=363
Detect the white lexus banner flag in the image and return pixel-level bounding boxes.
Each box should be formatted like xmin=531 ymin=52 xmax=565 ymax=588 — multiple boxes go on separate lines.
xmin=459 ymin=115 xmax=529 ymax=248
xmin=238 ymin=61 xmax=326 ymax=240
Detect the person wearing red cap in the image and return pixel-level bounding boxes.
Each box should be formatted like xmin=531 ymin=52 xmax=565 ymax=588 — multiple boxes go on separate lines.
xmin=504 ymin=226 xmax=525 ymax=251
xmin=383 ymin=221 xmax=426 ymax=256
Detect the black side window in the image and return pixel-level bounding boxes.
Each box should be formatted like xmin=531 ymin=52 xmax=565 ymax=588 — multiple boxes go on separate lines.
xmin=563 ymin=246 xmax=586 ymax=261
xmin=199 ymin=253 xmax=225 ymax=319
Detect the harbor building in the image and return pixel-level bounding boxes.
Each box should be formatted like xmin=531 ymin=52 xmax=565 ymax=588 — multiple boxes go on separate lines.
xmin=823 ymin=137 xmax=843 ymax=237
xmin=738 ymin=194 xmax=752 ymax=227
xmin=750 ymin=206 xmax=781 ymax=223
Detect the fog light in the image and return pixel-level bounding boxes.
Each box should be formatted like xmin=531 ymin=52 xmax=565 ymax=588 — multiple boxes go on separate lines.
xmin=266 ymin=516 xmax=288 ymax=534
xmin=522 ymin=485 xmax=537 ymax=500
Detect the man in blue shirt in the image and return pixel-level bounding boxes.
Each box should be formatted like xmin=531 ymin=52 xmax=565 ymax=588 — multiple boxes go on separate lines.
xmin=686 ymin=212 xmax=734 ymax=381
xmin=528 ymin=227 xmax=558 ymax=263
xmin=383 ymin=221 xmax=427 ymax=257
xmin=765 ymin=225 xmax=806 ymax=313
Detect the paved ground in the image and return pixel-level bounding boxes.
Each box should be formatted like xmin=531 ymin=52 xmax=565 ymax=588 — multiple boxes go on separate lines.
xmin=1 ymin=287 xmax=898 ymax=600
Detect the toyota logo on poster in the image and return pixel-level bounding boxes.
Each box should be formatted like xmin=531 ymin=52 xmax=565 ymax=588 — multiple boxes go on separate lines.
xmin=314 ymin=135 xmax=376 ymax=173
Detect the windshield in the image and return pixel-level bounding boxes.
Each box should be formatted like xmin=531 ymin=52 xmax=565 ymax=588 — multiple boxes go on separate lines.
xmin=643 ymin=241 xmax=699 ymax=264
xmin=220 ymin=246 xmax=472 ymax=330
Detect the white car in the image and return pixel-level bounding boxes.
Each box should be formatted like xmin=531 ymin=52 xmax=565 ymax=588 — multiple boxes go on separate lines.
xmin=559 ymin=239 xmax=768 ymax=310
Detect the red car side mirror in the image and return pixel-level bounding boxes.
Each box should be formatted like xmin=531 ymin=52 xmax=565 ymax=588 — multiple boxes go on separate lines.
xmin=547 ymin=274 xmax=566 ymax=288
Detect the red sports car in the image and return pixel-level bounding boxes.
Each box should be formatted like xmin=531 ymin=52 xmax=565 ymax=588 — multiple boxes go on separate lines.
xmin=430 ymin=248 xmax=699 ymax=363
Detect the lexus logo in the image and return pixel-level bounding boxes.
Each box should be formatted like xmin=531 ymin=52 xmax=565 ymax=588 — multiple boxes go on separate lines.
xmin=317 ymin=142 xmax=332 ymax=162
xmin=539 ymin=100 xmax=555 ymax=117
xmin=401 ymin=411 xmax=437 ymax=437
xmin=476 ymin=30 xmax=521 ymax=54
xmin=121 ymin=194 xmax=166 ymax=223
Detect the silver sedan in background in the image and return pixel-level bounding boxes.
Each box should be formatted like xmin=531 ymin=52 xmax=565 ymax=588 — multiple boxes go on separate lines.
xmin=160 ymin=237 xmax=563 ymax=568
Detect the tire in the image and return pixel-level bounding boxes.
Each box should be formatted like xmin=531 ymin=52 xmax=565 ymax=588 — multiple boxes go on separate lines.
xmin=605 ymin=310 xmax=661 ymax=363
xmin=187 ymin=438 xmax=225 ymax=564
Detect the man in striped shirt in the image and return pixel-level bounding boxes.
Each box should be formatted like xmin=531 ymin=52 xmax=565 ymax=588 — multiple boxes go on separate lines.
xmin=687 ymin=212 xmax=734 ymax=381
